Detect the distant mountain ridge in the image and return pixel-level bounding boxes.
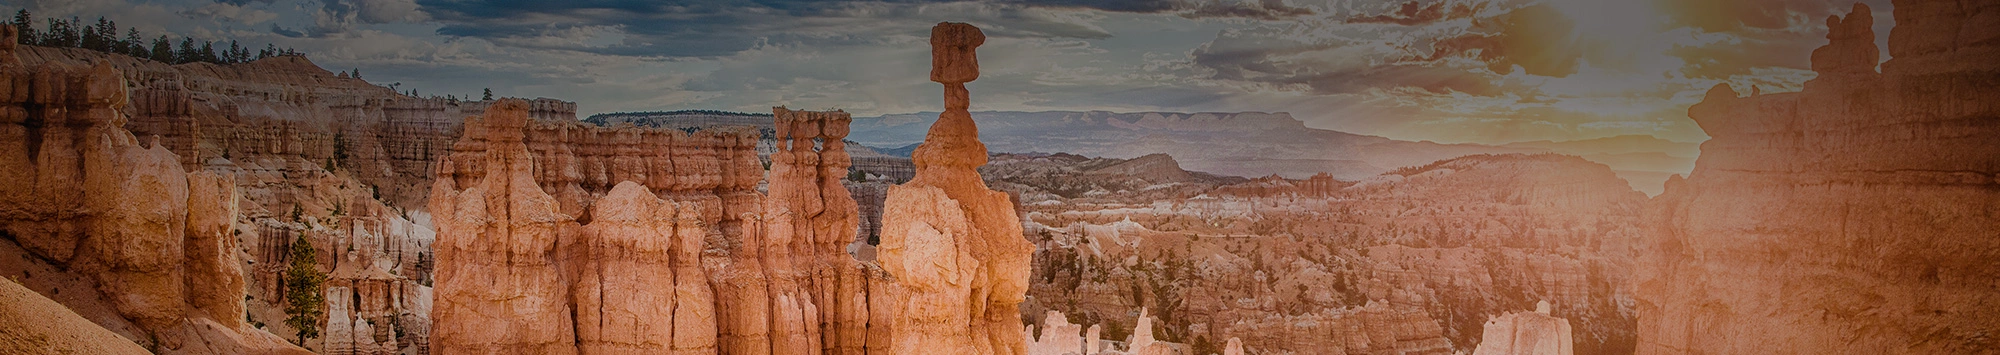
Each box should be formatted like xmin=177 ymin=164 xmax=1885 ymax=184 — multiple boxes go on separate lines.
xmin=1499 ymin=135 xmax=1701 ymax=195
xmin=850 ymin=110 xmax=1542 ymax=181
xmin=584 ymin=110 xmax=776 ymax=132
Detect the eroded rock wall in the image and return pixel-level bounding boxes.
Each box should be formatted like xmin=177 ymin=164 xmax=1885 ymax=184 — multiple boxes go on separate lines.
xmin=430 ymin=99 xmax=887 ymax=354
xmin=0 ymin=26 xmax=309 ymax=354
xmin=1636 ymin=1 xmax=2000 ymax=353
xmin=9 ymin=36 xmax=532 ymax=353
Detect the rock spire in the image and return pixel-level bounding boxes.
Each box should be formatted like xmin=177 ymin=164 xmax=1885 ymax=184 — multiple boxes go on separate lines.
xmin=877 ymin=22 xmax=1035 ymax=355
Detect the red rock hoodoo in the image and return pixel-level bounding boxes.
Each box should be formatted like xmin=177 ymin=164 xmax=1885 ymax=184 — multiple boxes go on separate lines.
xmin=875 ymin=22 xmax=1035 ymax=355
xmin=427 ymin=98 xmax=893 ymax=354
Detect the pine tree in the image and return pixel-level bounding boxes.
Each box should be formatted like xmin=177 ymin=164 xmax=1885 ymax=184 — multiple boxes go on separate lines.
xmin=94 ymin=17 xmax=114 ymax=51
xmin=198 ymin=41 xmax=215 ymax=63
xmin=482 ymin=88 xmax=493 ymax=101
xmin=175 ymin=37 xmax=195 ymax=64
xmin=58 ymin=16 xmax=80 ymax=47
xmin=11 ymin=10 xmax=32 ymax=45
xmin=150 ymin=35 xmax=173 ymax=63
xmin=281 ymin=232 xmax=325 ymax=345
xmin=123 ymin=28 xmax=143 ymax=57
xmin=78 ymin=22 xmax=97 ymax=50
xmin=38 ymin=17 xmax=67 ymax=47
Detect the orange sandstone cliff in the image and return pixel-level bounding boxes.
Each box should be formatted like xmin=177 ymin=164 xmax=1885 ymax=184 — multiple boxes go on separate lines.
xmin=0 ymin=26 xmax=310 ymax=354
xmin=1637 ymin=1 xmax=2000 ymax=353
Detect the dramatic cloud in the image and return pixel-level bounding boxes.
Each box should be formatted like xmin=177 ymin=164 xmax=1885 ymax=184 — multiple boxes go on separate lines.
xmin=0 ymin=0 xmax=1884 ymax=145
xmin=1345 ymin=0 xmax=1483 ymax=26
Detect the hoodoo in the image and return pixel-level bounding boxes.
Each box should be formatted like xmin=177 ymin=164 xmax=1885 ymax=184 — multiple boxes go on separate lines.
xmin=876 ymin=22 xmax=1036 ymax=355
xmin=426 ymin=97 xmax=887 ymax=354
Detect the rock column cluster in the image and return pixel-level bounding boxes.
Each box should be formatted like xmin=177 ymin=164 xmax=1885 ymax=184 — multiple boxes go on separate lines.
xmin=429 ymin=99 xmax=892 ymax=354
xmin=876 ymin=22 xmax=1035 ymax=355
xmin=768 ymin=107 xmax=877 ymax=354
xmin=1637 ymin=1 xmax=2000 ymax=353
xmin=429 ymin=99 xmax=742 ymax=354
xmin=428 ymin=99 xmax=583 ymax=354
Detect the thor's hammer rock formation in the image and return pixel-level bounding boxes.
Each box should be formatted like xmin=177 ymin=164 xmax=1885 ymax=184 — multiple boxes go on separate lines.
xmin=876 ymin=22 xmax=1035 ymax=355
xmin=1637 ymin=1 xmax=2000 ymax=353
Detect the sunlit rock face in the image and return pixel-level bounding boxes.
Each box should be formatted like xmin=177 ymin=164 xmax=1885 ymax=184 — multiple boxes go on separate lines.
xmin=429 ymin=99 xmax=889 ymax=354
xmin=5 ymin=33 xmax=532 ymax=353
xmin=1025 ymin=310 xmax=1087 ymax=355
xmin=876 ymin=22 xmax=1035 ymax=355
xmin=1473 ymin=301 xmax=1574 ymax=355
xmin=0 ymin=26 xmax=309 ymax=354
xmin=1636 ymin=1 xmax=2000 ymax=353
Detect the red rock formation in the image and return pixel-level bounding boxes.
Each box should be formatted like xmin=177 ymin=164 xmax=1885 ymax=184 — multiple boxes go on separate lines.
xmin=0 ymin=278 xmax=151 ymax=354
xmin=0 ymin=25 xmax=309 ymax=354
xmin=1637 ymin=1 xmax=2000 ymax=353
xmin=1025 ymin=310 xmax=1087 ymax=355
xmin=1472 ymin=301 xmax=1573 ymax=355
xmin=1017 ymin=153 xmax=1640 ymax=355
xmin=770 ymin=107 xmax=877 ymax=354
xmin=428 ymin=99 xmax=580 ymax=354
xmin=573 ymin=182 xmax=683 ymax=353
xmin=10 ymin=37 xmax=514 ymax=353
xmin=877 ymin=22 xmax=1035 ymax=355
xmin=430 ymin=99 xmax=884 ymax=354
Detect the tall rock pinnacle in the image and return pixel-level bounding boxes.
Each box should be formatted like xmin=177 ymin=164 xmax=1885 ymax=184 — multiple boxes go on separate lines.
xmin=878 ymin=22 xmax=1034 ymax=355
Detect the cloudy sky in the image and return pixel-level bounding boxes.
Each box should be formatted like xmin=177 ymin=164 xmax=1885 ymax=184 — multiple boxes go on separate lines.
xmin=5 ymin=0 xmax=1893 ymax=144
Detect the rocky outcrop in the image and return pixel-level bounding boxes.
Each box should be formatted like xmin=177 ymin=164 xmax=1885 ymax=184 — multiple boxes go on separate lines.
xmin=9 ymin=35 xmax=521 ymax=353
xmin=0 ymin=278 xmax=151 ymax=355
xmin=430 ymin=99 xmax=886 ymax=354
xmin=1026 ymin=311 xmax=1086 ymax=355
xmin=1472 ymin=301 xmax=1573 ymax=355
xmin=1637 ymin=1 xmax=2000 ymax=353
xmin=876 ymin=22 xmax=1034 ymax=355
xmin=0 ymin=26 xmax=309 ymax=354
xmin=428 ymin=99 xmax=580 ymax=354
